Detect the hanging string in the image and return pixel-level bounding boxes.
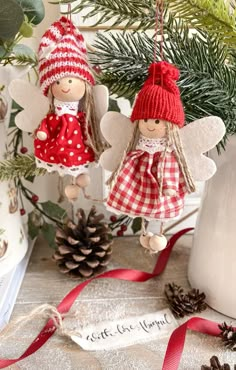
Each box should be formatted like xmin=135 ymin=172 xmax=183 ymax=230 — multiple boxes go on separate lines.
xmin=66 ymin=3 xmax=72 ymax=31
xmin=153 ymin=0 xmax=160 ymax=66
xmin=160 ymin=0 xmax=164 ymax=61
xmin=153 ymin=0 xmax=165 ymax=85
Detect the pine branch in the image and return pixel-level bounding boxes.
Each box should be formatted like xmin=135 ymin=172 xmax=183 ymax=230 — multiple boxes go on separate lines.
xmin=91 ymin=15 xmax=236 ymax=144
xmin=56 ymin=0 xmax=236 ymax=46
xmin=1 ymin=54 xmax=38 ymax=67
xmin=0 ymin=155 xmax=46 ymax=181
xmin=166 ymin=0 xmax=236 ymax=46
xmin=56 ymin=0 xmax=156 ymax=30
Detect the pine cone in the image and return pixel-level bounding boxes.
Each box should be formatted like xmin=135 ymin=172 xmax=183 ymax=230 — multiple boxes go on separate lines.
xmin=164 ymin=283 xmax=207 ymax=318
xmin=219 ymin=322 xmax=236 ymax=351
xmin=53 ymin=206 xmax=113 ymax=278
xmin=201 ymin=355 xmax=231 ymax=370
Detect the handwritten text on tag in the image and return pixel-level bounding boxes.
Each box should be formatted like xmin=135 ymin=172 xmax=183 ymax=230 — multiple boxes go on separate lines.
xmin=71 ymin=309 xmax=178 ymax=351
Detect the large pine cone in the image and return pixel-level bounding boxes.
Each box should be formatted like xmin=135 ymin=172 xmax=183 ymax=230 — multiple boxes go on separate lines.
xmin=53 ymin=206 xmax=113 ymax=278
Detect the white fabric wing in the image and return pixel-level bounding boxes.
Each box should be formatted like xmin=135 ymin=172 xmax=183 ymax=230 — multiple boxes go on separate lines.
xmin=99 ymin=112 xmax=134 ymax=172
xmin=8 ymin=79 xmax=49 ymax=132
xmin=93 ymin=85 xmax=109 ymax=123
xmin=180 ymin=116 xmax=226 ymax=181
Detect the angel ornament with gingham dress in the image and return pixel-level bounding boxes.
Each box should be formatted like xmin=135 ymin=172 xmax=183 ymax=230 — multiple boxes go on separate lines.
xmin=100 ymin=61 xmax=225 ymax=253
xmin=9 ymin=16 xmax=108 ymax=200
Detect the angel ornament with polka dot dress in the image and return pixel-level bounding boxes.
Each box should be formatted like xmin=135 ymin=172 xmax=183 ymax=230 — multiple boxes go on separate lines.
xmin=9 ymin=16 xmax=108 ymax=200
xmin=99 ymin=61 xmax=225 ymax=253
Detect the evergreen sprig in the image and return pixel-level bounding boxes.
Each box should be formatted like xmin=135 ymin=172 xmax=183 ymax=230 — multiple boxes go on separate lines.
xmin=3 ymin=54 xmax=38 ymax=67
xmin=166 ymin=0 xmax=236 ymax=46
xmin=55 ymin=0 xmax=156 ymax=30
xmin=0 ymin=155 xmax=46 ymax=181
xmin=57 ymin=0 xmax=236 ymax=45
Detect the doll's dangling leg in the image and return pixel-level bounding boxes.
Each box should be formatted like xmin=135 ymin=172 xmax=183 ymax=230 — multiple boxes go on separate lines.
xmin=64 ymin=177 xmax=80 ymax=201
xmin=76 ymin=173 xmax=91 ymax=188
xmin=139 ymin=218 xmax=154 ymax=250
xmin=148 ymin=222 xmax=167 ymax=253
xmin=64 ymin=169 xmax=91 ymax=201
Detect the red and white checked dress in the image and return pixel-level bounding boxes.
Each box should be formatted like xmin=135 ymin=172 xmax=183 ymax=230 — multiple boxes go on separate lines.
xmin=34 ymin=100 xmax=95 ymax=177
xmin=106 ymin=136 xmax=187 ymax=221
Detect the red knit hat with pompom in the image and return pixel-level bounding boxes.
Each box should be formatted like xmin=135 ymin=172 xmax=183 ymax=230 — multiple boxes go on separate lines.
xmin=38 ymin=16 xmax=95 ymax=96
xmin=130 ymin=61 xmax=185 ymax=127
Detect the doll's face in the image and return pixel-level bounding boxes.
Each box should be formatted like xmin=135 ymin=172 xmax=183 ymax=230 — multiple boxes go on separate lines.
xmin=138 ymin=119 xmax=167 ymax=139
xmin=51 ymin=77 xmax=86 ymax=102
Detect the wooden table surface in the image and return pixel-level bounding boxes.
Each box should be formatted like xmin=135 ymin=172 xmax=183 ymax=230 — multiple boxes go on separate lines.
xmin=0 ymin=235 xmax=235 ymax=370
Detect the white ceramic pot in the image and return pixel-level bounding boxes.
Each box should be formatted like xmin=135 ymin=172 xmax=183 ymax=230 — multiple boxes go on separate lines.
xmin=0 ymin=66 xmax=29 ymax=276
xmin=188 ymin=136 xmax=236 ymax=318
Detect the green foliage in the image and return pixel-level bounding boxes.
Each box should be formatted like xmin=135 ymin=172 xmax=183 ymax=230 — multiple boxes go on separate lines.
xmin=4 ymin=53 xmax=37 ymax=67
xmin=41 ymin=222 xmax=56 ymax=248
xmin=16 ymin=0 xmax=45 ymax=25
xmin=109 ymin=97 xmax=120 ymax=112
xmin=58 ymin=0 xmax=236 ymax=46
xmin=28 ymin=211 xmax=40 ymax=239
xmin=91 ymin=32 xmax=152 ymax=99
xmin=0 ymin=0 xmax=44 ymax=65
xmin=0 ymin=155 xmax=46 ymax=181
xmin=41 ymin=201 xmax=67 ymax=223
xmin=166 ymin=0 xmax=236 ymax=46
xmin=28 ymin=210 xmax=58 ymax=247
xmin=0 ymin=0 xmax=24 ymax=40
xmin=54 ymin=0 xmax=156 ymax=30
xmin=131 ymin=217 xmax=142 ymax=234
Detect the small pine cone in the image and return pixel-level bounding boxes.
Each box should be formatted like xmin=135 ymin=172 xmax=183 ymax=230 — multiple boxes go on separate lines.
xmin=219 ymin=322 xmax=236 ymax=351
xmin=201 ymin=355 xmax=231 ymax=370
xmin=53 ymin=206 xmax=113 ymax=279
xmin=164 ymin=283 xmax=207 ymax=318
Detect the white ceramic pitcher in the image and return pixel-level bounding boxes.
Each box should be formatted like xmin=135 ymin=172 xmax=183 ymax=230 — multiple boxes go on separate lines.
xmin=0 ymin=66 xmax=28 ymax=276
xmin=188 ymin=136 xmax=236 ymax=318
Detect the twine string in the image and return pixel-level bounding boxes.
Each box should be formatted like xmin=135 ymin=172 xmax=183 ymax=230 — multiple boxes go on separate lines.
xmin=153 ymin=0 xmax=165 ymax=86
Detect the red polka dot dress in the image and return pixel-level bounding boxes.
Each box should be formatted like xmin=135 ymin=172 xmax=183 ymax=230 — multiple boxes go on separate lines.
xmin=34 ymin=100 xmax=95 ymax=176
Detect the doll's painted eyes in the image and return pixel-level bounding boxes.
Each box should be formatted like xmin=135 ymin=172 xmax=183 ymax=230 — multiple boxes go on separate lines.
xmin=56 ymin=81 xmax=60 ymax=85
xmin=68 ymin=79 xmax=72 ymax=83
xmin=143 ymin=119 xmax=159 ymax=124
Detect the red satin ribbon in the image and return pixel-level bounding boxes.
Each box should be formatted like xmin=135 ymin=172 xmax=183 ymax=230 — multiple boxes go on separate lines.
xmin=0 ymin=227 xmax=231 ymax=369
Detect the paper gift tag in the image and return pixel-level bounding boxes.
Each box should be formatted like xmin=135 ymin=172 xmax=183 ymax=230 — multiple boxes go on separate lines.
xmin=71 ymin=308 xmax=178 ymax=351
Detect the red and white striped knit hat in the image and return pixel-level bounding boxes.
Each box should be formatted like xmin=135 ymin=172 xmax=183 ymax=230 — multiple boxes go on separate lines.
xmin=38 ymin=16 xmax=95 ymax=96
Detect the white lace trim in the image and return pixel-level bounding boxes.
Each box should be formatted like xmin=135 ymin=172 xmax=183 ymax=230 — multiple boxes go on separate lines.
xmin=136 ymin=135 xmax=173 ymax=154
xmin=35 ymin=157 xmax=89 ymax=177
xmin=54 ymin=99 xmax=79 ymax=116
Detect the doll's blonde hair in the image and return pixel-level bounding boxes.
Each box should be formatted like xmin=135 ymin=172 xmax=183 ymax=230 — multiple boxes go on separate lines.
xmin=80 ymin=82 xmax=104 ymax=159
xmin=107 ymin=120 xmax=196 ymax=194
